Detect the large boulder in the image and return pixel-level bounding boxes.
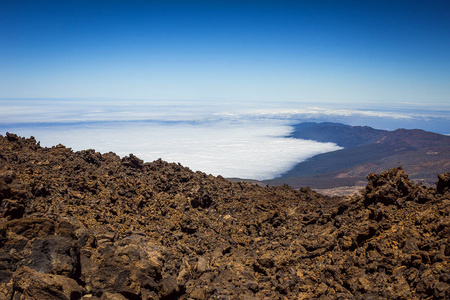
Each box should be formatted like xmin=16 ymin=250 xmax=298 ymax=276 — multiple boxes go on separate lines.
xmin=437 ymin=172 xmax=450 ymax=194
xmin=5 ymin=266 xmax=83 ymax=300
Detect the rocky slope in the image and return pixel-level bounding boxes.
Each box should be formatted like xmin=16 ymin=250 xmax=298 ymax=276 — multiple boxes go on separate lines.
xmin=0 ymin=133 xmax=449 ymax=299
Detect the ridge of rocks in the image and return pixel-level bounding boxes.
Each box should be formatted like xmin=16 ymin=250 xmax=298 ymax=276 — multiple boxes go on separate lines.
xmin=0 ymin=133 xmax=449 ymax=299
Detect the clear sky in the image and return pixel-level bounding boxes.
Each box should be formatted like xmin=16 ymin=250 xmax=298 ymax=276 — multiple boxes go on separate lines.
xmin=1 ymin=0 xmax=449 ymax=104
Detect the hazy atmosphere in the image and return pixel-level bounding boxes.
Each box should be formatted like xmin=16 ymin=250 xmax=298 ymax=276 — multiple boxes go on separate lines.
xmin=1 ymin=0 xmax=449 ymax=179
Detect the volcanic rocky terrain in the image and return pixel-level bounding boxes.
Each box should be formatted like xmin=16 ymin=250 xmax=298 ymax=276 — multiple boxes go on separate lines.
xmin=0 ymin=133 xmax=449 ymax=299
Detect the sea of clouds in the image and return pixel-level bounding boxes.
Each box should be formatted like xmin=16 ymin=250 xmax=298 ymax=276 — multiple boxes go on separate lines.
xmin=1 ymin=99 xmax=448 ymax=180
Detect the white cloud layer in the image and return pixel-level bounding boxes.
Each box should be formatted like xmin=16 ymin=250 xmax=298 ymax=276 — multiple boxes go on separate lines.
xmin=1 ymin=99 xmax=448 ymax=125
xmin=1 ymin=99 xmax=448 ymax=179
xmin=3 ymin=120 xmax=341 ymax=180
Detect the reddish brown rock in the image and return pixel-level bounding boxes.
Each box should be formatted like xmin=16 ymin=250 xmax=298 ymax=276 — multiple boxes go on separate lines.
xmin=437 ymin=172 xmax=450 ymax=194
xmin=6 ymin=266 xmax=83 ymax=299
xmin=0 ymin=133 xmax=448 ymax=299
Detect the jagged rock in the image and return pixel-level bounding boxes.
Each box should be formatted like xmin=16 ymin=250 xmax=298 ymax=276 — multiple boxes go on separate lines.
xmin=25 ymin=235 xmax=80 ymax=277
xmin=122 ymin=154 xmax=144 ymax=169
xmin=6 ymin=266 xmax=83 ymax=299
xmin=364 ymin=167 xmax=436 ymax=206
xmin=437 ymin=172 xmax=450 ymax=194
xmin=1 ymin=199 xmax=25 ymax=220
xmin=100 ymin=292 xmax=128 ymax=300
xmin=0 ymin=133 xmax=448 ymax=299
xmin=158 ymin=276 xmax=180 ymax=299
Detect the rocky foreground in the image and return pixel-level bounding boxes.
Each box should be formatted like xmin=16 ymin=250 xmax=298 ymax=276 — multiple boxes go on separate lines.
xmin=0 ymin=133 xmax=449 ymax=300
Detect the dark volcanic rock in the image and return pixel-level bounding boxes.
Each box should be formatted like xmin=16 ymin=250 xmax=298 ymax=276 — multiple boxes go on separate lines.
xmin=437 ymin=172 xmax=450 ymax=194
xmin=4 ymin=266 xmax=83 ymax=300
xmin=364 ymin=167 xmax=435 ymax=206
xmin=0 ymin=133 xmax=449 ymax=299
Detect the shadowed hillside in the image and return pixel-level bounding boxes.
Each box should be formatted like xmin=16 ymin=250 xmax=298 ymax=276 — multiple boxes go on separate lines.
xmin=0 ymin=133 xmax=449 ymax=299
xmin=264 ymin=123 xmax=450 ymax=189
xmin=289 ymin=122 xmax=387 ymax=148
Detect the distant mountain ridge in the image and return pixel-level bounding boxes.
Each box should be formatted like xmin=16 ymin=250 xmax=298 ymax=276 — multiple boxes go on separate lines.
xmin=264 ymin=122 xmax=450 ymax=188
xmin=289 ymin=122 xmax=388 ymax=148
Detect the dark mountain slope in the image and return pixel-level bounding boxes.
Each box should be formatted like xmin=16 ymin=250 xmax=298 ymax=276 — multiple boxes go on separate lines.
xmin=265 ymin=123 xmax=450 ymax=189
xmin=0 ymin=133 xmax=449 ymax=299
xmin=290 ymin=122 xmax=387 ymax=148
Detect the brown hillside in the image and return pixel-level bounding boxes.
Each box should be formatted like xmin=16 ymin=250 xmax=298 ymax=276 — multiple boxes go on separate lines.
xmin=0 ymin=133 xmax=449 ymax=299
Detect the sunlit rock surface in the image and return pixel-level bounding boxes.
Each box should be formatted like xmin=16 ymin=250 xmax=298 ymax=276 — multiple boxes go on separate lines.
xmin=0 ymin=133 xmax=449 ymax=299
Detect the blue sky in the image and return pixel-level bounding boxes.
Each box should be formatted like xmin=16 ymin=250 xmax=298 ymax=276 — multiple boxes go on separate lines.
xmin=1 ymin=0 xmax=450 ymax=104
